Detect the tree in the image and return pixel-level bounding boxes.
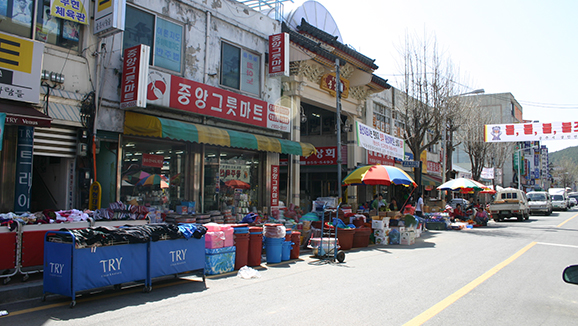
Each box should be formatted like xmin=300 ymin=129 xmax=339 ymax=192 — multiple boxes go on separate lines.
xmin=552 ymin=159 xmax=578 ymax=189
xmin=395 ymin=31 xmax=468 ymax=188
xmin=456 ymin=96 xmax=492 ymax=181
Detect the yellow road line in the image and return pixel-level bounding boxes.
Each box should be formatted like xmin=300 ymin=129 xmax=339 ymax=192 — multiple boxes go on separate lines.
xmin=557 ymin=213 xmax=578 ymax=228
xmin=403 ymin=241 xmax=537 ymax=326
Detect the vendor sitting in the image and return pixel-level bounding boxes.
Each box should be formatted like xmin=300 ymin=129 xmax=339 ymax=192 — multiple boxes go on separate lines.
xmin=371 ymin=193 xmax=387 ymax=211
xmin=389 ymin=199 xmax=398 ymax=212
xmin=452 ymin=203 xmax=467 ymax=222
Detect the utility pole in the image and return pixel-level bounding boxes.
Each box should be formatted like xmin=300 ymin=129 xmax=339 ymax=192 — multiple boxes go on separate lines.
xmin=335 ymin=58 xmax=342 ymax=204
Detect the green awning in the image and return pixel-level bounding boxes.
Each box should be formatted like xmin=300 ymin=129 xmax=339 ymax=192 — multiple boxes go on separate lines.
xmin=422 ymin=174 xmax=442 ymax=187
xmin=124 ymin=111 xmax=317 ymax=157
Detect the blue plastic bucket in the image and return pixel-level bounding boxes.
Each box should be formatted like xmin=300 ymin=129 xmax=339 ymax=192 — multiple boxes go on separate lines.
xmin=264 ymin=237 xmax=284 ymax=263
xmin=282 ymin=241 xmax=293 ymax=261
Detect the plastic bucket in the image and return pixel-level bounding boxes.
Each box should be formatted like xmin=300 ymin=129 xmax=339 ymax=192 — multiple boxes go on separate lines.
xmin=234 ymin=233 xmax=250 ymax=270
xmin=264 ymin=237 xmax=284 ymax=264
xmin=352 ymin=227 xmax=372 ymax=248
xmin=282 ymin=241 xmax=292 ymax=261
xmin=290 ymin=231 xmax=301 ymax=259
xmin=248 ymin=231 xmax=263 ymax=266
xmin=331 ymin=228 xmax=355 ymax=250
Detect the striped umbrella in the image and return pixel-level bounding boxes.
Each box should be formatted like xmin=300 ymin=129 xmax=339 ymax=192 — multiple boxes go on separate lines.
xmin=437 ymin=178 xmax=490 ymax=192
xmin=342 ymin=165 xmax=417 ymax=187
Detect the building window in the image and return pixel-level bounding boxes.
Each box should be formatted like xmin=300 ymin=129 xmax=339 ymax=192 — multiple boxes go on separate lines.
xmin=123 ymin=5 xmax=183 ymax=73
xmin=35 ymin=0 xmax=80 ymax=50
xmin=1 ymin=0 xmax=81 ymax=50
xmin=220 ymin=42 xmax=261 ymax=96
xmin=373 ymin=102 xmax=391 ymax=133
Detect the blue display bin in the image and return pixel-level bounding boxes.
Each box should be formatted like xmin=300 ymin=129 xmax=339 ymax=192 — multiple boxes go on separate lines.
xmin=43 ymin=231 xmax=148 ymax=306
xmin=149 ymin=237 xmax=205 ymax=281
xmin=205 ymin=246 xmax=236 ymax=275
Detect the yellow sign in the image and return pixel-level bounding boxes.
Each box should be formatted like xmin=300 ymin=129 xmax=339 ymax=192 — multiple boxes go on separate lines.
xmin=0 ymin=33 xmax=34 ymax=73
xmin=97 ymin=0 xmax=112 ymax=11
xmin=420 ymin=151 xmax=428 ymax=173
xmin=88 ymin=181 xmax=102 ymax=210
xmin=50 ymin=0 xmax=89 ymax=25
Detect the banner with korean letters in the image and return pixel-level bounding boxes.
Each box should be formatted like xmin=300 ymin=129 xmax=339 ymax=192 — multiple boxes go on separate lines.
xmin=51 ymin=0 xmax=89 ymax=24
xmin=145 ymin=69 xmax=291 ymax=133
xmin=356 ymin=121 xmax=404 ymax=160
xmin=485 ymin=121 xmax=578 ymax=142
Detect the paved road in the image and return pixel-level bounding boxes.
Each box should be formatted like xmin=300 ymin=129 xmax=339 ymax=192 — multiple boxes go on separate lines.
xmin=2 ymin=210 xmax=578 ymax=325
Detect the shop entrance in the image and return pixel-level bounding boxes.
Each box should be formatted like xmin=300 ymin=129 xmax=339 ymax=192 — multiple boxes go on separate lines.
xmin=202 ymin=146 xmax=262 ymax=214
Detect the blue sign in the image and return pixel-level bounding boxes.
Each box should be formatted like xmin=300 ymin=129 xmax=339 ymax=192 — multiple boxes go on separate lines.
xmin=402 ymin=160 xmax=421 ymax=168
xmin=14 ymin=126 xmax=34 ymax=213
xmin=154 ymin=18 xmax=183 ymax=72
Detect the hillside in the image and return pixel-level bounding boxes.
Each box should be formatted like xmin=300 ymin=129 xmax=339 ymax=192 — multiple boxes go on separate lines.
xmin=549 ymin=145 xmax=578 ymax=166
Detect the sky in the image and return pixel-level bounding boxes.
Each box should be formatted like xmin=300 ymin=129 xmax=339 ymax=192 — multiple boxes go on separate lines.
xmin=283 ymin=0 xmax=578 ymax=153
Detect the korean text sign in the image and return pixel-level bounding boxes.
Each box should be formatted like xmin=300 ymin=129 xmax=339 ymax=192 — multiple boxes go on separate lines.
xmin=50 ymin=0 xmax=89 ymax=24
xmin=120 ymin=44 xmax=150 ymax=109
xmin=485 ymin=122 xmax=578 ymax=142
xmin=268 ymin=33 xmax=289 ymax=77
xmin=356 ymin=121 xmax=404 ymax=160
xmin=0 ymin=32 xmax=44 ymax=103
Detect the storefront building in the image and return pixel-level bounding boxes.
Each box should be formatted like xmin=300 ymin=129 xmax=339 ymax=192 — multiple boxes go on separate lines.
xmin=0 ymin=0 xmax=97 ymax=213
xmin=87 ymin=0 xmax=316 ymax=216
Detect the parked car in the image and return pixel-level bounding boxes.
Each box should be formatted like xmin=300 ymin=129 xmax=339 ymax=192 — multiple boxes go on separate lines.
xmin=488 ymin=188 xmax=530 ymax=222
xmin=526 ymin=191 xmax=553 ymax=215
xmin=570 ymin=197 xmax=577 ymax=207
xmin=549 ymin=188 xmax=569 ymax=211
xmin=568 ymin=192 xmax=578 ymax=205
xmin=448 ymin=198 xmax=471 ymax=209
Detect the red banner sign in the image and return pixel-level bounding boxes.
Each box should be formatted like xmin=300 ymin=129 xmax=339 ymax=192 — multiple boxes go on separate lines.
xmin=142 ymin=153 xmax=164 ymax=168
xmin=268 ymin=33 xmax=289 ymax=77
xmin=367 ymin=151 xmax=395 ymax=166
xmin=271 ymin=165 xmax=280 ymax=207
xmin=427 ymin=161 xmax=441 ymax=175
xmin=120 ymin=44 xmax=150 ymax=109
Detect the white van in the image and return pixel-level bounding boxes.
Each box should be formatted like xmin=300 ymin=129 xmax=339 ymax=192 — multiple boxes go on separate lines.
xmin=548 ymin=188 xmax=568 ymax=211
xmin=488 ymin=188 xmax=530 ymax=222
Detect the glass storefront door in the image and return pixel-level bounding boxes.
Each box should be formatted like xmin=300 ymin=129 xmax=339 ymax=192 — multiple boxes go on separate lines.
xmin=203 ymin=146 xmax=261 ymax=214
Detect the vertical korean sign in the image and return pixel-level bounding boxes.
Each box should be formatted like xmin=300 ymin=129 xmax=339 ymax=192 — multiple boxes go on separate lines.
xmin=120 ymin=44 xmax=150 ymax=109
xmin=268 ymin=33 xmax=289 ymax=77
xmin=50 ymin=0 xmax=89 ymax=24
xmin=0 ymin=32 xmax=44 ymax=104
xmin=14 ymin=126 xmax=34 ymax=213
xmin=271 ymin=165 xmax=280 ymax=208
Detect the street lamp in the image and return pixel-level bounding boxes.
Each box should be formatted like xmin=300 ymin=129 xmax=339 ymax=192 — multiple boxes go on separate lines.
xmin=515 ymin=145 xmax=538 ymax=190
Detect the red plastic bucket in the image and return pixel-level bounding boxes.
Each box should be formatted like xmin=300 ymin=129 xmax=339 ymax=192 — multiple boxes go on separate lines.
xmin=234 ymin=233 xmax=250 ymax=270
xmin=352 ymin=227 xmax=372 ymax=248
xmin=290 ymin=231 xmax=301 ymax=259
xmin=248 ymin=227 xmax=263 ymax=267
xmin=332 ymin=228 xmax=355 ymax=250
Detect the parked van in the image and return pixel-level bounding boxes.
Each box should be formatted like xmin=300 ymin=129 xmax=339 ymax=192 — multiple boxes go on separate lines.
xmin=548 ymin=188 xmax=568 ymax=211
xmin=526 ymin=191 xmax=553 ymax=215
xmin=488 ymin=188 xmax=530 ymax=222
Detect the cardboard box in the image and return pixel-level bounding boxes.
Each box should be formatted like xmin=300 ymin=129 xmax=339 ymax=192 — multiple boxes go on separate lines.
xmin=374 ymin=228 xmax=386 ymax=237
xmin=372 ymin=219 xmax=386 ymax=230
xmin=400 ymin=231 xmax=416 ymax=245
xmin=386 ymin=211 xmax=397 ymax=217
xmin=375 ymin=236 xmax=388 ymax=245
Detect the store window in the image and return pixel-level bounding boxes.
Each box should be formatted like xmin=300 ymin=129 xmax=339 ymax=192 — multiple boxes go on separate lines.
xmin=220 ymin=42 xmax=261 ymax=96
xmin=1 ymin=0 xmax=81 ymax=50
xmin=123 ymin=5 xmax=183 ymax=72
xmin=373 ymin=102 xmax=391 ymax=133
xmin=203 ymin=147 xmax=261 ymax=214
xmin=121 ymin=138 xmax=186 ymax=211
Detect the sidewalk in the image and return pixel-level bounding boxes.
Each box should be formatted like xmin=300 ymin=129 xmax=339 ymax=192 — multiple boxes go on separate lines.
xmin=0 ymin=272 xmax=44 ymax=305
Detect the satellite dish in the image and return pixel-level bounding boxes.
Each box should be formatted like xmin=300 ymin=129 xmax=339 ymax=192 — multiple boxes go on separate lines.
xmin=285 ymin=1 xmax=343 ymax=43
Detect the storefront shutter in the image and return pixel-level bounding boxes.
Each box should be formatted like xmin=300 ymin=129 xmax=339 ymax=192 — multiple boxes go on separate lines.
xmin=33 ymin=125 xmax=78 ymax=158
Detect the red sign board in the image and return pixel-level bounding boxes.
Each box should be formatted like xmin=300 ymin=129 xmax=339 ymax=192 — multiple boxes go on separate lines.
xmin=268 ymin=33 xmax=289 ymax=77
xmin=120 ymin=44 xmax=150 ymax=109
xmin=142 ymin=153 xmax=164 ymax=168
xmin=146 ymin=70 xmax=291 ymax=132
xmin=427 ymin=161 xmax=441 ymax=174
xmin=271 ymin=165 xmax=280 ymax=207
xmin=367 ymin=151 xmax=395 ymax=166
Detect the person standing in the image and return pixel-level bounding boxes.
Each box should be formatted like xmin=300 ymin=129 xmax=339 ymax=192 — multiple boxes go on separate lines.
xmin=371 ymin=193 xmax=387 ymax=211
xmin=415 ymin=193 xmax=424 ymax=217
